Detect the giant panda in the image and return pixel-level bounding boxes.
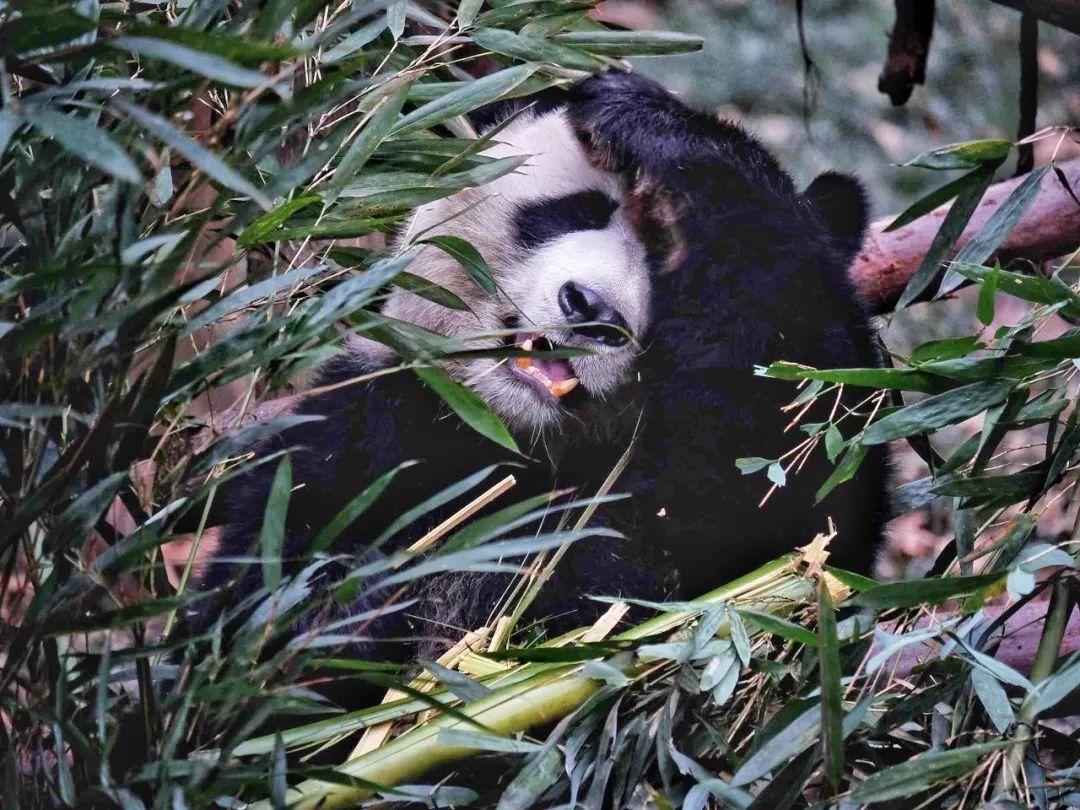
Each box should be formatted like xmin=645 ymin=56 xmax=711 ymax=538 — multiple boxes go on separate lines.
xmin=197 ymin=71 xmax=887 ymax=663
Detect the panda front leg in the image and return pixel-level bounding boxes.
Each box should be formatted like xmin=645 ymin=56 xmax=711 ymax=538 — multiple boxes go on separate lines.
xmin=567 ymin=70 xmax=718 ymax=178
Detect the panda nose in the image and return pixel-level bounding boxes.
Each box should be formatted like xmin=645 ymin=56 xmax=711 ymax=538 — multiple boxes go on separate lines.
xmin=558 ymin=281 xmax=629 ymax=346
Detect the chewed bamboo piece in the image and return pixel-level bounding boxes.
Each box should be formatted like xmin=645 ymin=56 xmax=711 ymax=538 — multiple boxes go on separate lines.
xmin=257 ymin=533 xmax=849 ymax=810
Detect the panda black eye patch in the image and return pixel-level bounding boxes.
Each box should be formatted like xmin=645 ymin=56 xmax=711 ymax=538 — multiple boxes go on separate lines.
xmin=513 ymin=190 xmax=619 ymax=250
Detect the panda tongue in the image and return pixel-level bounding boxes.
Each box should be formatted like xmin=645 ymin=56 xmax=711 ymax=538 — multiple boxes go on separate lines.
xmin=533 ymin=356 xmax=573 ymax=382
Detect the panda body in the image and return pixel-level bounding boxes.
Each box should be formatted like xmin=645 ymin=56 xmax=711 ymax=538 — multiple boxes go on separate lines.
xmin=202 ymin=72 xmax=887 ymax=661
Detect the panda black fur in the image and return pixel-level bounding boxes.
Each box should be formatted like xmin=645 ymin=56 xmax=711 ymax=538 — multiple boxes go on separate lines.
xmin=199 ymin=71 xmax=887 ymax=662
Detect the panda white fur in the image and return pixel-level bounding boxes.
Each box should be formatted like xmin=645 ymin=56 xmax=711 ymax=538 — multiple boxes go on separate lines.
xmin=364 ymin=102 xmax=649 ymax=436
xmin=198 ymin=71 xmax=887 ymax=672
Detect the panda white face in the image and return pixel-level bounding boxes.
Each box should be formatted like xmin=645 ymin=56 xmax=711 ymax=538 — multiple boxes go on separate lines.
xmin=380 ymin=107 xmax=651 ymax=435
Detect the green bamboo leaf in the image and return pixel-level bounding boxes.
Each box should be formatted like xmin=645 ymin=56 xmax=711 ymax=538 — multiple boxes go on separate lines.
xmin=909 ymin=336 xmax=983 ymax=363
xmin=976 ymin=262 xmax=1000 ymax=325
xmin=25 ymin=108 xmax=141 ymax=184
xmin=552 ymin=30 xmax=703 ymax=55
xmin=885 ymin=167 xmax=989 ymax=232
xmin=3 ymin=11 xmax=96 ymax=55
xmin=862 ymin=379 xmax=1014 ymax=446
xmin=824 ymin=424 xmax=844 ymax=462
xmin=816 ymin=442 xmax=868 ymax=502
xmin=496 ymin=746 xmax=563 ymax=810
xmin=472 ymin=28 xmax=599 ymax=71
xmin=414 ymin=367 xmax=518 ymax=453
xmin=951 ymin=263 xmax=1080 ymax=318
xmin=818 ymin=583 xmax=844 ymax=792
xmin=760 ymin=362 xmax=938 ymax=393
xmin=260 ymin=456 xmax=292 ymax=592
xmin=456 ymin=0 xmax=485 ymax=27
xmin=730 ymin=704 xmax=819 ymax=786
xmin=392 ymin=65 xmax=538 ymax=136
xmin=237 ymin=195 xmax=322 ymax=247
xmin=181 ymin=266 xmax=323 ymax=336
xmin=896 ymin=163 xmax=996 ymax=309
xmin=322 ymin=17 xmax=387 ymax=62
xmin=392 ymin=272 xmax=469 ymax=311
xmin=436 ymin=728 xmax=541 ymax=754
xmin=848 ymin=573 xmax=1003 ymax=609
xmin=849 ymin=742 xmax=1014 ymax=803
xmin=1032 ymin=657 xmax=1080 ymax=714
xmin=422 ymin=660 xmax=494 ymax=703
xmin=111 ymin=36 xmax=275 ymax=90
xmin=903 ymin=139 xmax=1013 ymax=170
xmin=736 ymin=608 xmax=817 ymax=646
xmin=326 ymin=80 xmax=412 ymax=204
xmin=766 ymin=462 xmax=786 ymax=487
xmin=735 ymin=457 xmax=773 ymax=474
xmin=420 ymin=235 xmax=497 ymax=296
xmin=931 ymin=471 xmax=1043 ymax=506
xmin=970 ymin=667 xmax=1015 ymax=733
xmin=939 ymin=165 xmax=1050 ymax=296
xmin=113 ymin=98 xmax=272 ymax=209
xmin=311 ymin=463 xmax=410 ymax=554
xmin=127 ymin=24 xmax=300 ymax=63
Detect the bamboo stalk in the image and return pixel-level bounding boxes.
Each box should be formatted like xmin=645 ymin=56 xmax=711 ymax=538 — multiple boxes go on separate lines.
xmin=395 ymin=474 xmax=517 ymax=565
xmin=258 ymin=541 xmax=847 ymax=810
xmin=996 ymin=577 xmax=1073 ymax=794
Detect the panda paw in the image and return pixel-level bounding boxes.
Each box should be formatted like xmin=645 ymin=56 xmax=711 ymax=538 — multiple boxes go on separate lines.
xmin=568 ymin=71 xmax=694 ymax=174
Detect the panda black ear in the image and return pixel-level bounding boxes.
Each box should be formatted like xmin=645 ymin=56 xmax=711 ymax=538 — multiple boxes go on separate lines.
xmin=803 ymin=171 xmax=869 ymax=261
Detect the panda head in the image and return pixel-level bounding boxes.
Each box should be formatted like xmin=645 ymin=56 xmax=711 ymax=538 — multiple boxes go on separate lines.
xmin=382 ymin=106 xmax=651 ymax=435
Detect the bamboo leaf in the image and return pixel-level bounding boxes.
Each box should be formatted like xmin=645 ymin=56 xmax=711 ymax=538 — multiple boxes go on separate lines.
xmin=420 ymin=235 xmax=497 ymax=295
xmin=260 ymin=457 xmax=292 ymax=592
xmin=938 ymin=165 xmax=1050 ymax=296
xmin=862 ymin=379 xmax=1014 ymax=446
xmin=896 ymin=163 xmax=996 ymax=309
xmin=849 ymin=573 xmax=1003 ymax=609
xmin=816 ymin=442 xmax=868 ymax=502
xmin=112 ymin=36 xmax=275 ymax=89
xmin=414 ymin=367 xmax=518 ymax=453
xmin=25 ymin=108 xmax=141 ymax=184
xmin=885 ymin=167 xmax=989 ymax=232
xmin=326 ymin=80 xmax=412 ymax=204
xmin=970 ymin=667 xmax=1015 ymax=733
xmin=310 ymin=463 xmax=409 ymax=554
xmin=903 ymin=139 xmax=1013 ymax=170
xmin=112 ymin=98 xmax=272 ymax=208
xmin=730 ymin=704 xmax=819 ymax=786
xmin=392 ymin=65 xmax=538 ymax=136
xmin=977 ymin=263 xmax=1000 ymax=325
xmin=553 ymin=30 xmax=703 ymax=56
xmin=736 ymin=608 xmax=817 ymax=647
xmin=818 ymin=582 xmax=844 ymax=791
xmin=237 ymin=195 xmax=322 ymax=246
xmin=849 ymin=742 xmax=1014 ymax=803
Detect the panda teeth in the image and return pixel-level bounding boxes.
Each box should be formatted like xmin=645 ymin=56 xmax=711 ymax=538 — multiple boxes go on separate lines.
xmin=512 ymin=334 xmax=580 ymax=399
xmin=549 ymin=378 xmax=580 ymax=398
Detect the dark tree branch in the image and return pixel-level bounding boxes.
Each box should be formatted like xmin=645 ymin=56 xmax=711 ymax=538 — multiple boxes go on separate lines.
xmin=1016 ymin=12 xmax=1039 ymax=176
xmin=990 ymin=0 xmax=1080 ymax=35
xmin=878 ymin=0 xmax=935 ymax=106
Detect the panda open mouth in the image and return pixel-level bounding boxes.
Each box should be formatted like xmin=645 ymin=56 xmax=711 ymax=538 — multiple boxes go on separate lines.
xmin=511 ymin=333 xmax=580 ymax=401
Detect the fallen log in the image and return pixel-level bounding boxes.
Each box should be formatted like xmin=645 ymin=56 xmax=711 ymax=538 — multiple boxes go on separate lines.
xmin=851 ymin=156 xmax=1080 ymax=314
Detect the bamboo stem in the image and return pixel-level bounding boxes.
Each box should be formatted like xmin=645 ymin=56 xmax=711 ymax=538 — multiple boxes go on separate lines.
xmin=996 ymin=577 xmax=1072 ymax=795
xmin=261 ymin=544 xmax=845 ymax=809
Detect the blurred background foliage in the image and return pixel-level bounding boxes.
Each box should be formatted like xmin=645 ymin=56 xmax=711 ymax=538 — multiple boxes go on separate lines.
xmin=620 ymin=0 xmax=1079 ymax=212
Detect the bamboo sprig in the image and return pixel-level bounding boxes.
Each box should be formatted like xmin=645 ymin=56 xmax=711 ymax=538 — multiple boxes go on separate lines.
xmin=257 ymin=538 xmax=850 ymax=809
